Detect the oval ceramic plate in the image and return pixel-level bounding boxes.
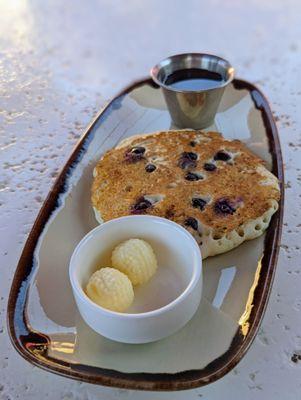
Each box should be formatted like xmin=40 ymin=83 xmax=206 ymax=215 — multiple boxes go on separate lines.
xmin=7 ymin=78 xmax=284 ymax=391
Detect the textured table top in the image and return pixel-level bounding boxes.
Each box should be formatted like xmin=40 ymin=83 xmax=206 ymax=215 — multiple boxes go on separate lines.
xmin=0 ymin=1 xmax=300 ymax=399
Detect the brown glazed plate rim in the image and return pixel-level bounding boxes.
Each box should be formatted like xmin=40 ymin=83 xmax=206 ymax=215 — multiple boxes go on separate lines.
xmin=7 ymin=77 xmax=284 ymax=391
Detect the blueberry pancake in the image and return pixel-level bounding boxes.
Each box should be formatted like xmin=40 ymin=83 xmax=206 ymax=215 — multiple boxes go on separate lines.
xmin=91 ymin=130 xmax=280 ymax=259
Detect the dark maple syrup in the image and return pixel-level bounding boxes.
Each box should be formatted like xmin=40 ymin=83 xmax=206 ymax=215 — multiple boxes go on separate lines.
xmin=165 ymin=68 xmax=224 ymax=91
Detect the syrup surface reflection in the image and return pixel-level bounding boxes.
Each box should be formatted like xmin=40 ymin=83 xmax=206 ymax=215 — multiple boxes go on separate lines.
xmin=165 ymin=68 xmax=225 ymax=91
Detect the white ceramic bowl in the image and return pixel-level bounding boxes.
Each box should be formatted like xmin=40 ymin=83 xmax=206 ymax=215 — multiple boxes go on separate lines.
xmin=69 ymin=215 xmax=202 ymax=344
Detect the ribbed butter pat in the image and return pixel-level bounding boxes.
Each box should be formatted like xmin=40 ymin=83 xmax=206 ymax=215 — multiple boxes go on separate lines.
xmin=112 ymin=239 xmax=158 ymax=285
xmin=86 ymin=267 xmax=134 ymax=312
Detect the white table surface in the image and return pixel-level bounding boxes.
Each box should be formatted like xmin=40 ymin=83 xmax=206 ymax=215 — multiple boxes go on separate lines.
xmin=0 ymin=1 xmax=300 ymax=399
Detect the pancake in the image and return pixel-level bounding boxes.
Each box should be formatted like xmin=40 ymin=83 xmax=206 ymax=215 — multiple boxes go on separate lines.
xmin=91 ymin=130 xmax=280 ymax=259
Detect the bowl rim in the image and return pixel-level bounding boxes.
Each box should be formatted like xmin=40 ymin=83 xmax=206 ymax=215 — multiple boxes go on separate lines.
xmin=150 ymin=52 xmax=235 ymax=93
xmin=69 ymin=215 xmax=202 ymax=319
